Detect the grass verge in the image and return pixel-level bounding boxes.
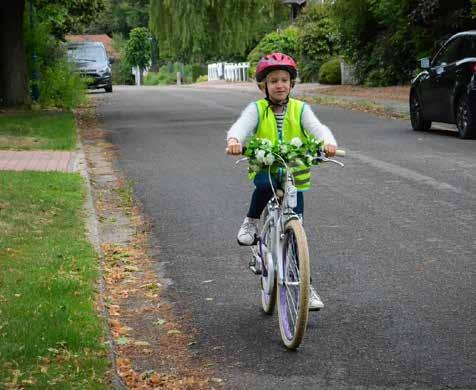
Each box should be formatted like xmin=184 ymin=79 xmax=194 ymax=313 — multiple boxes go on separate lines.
xmin=300 ymin=95 xmax=409 ymax=120
xmin=0 ymin=172 xmax=109 ymax=388
xmin=0 ymin=111 xmax=77 ymax=150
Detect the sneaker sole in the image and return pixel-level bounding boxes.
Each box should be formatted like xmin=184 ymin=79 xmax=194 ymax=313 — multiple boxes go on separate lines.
xmin=236 ymin=237 xmax=258 ymax=246
xmin=237 ymin=233 xmax=258 ymax=246
xmin=309 ymin=306 xmax=322 ymax=312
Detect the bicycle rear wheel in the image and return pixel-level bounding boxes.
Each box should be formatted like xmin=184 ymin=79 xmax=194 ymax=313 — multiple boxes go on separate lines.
xmin=260 ymin=207 xmax=276 ymax=314
xmin=277 ymin=219 xmax=310 ymax=349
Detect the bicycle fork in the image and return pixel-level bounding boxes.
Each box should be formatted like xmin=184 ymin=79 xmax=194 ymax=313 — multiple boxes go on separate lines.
xmin=249 ymin=245 xmax=262 ymax=275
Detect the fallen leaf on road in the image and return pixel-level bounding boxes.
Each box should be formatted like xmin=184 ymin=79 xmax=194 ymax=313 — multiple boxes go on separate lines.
xmin=116 ymin=337 xmax=129 ymax=345
xmin=133 ymin=340 xmax=150 ymax=346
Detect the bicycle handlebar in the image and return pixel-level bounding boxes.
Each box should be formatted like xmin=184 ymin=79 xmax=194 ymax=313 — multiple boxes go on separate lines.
xmin=226 ymin=146 xmax=346 ymax=159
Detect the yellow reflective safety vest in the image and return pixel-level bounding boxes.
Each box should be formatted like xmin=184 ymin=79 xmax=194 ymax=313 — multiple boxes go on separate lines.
xmin=252 ymin=98 xmax=312 ymax=191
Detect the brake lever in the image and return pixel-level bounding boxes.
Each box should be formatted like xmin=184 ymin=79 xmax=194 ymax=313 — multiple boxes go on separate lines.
xmin=235 ymin=157 xmax=248 ymax=165
xmin=320 ymin=156 xmax=345 ymax=167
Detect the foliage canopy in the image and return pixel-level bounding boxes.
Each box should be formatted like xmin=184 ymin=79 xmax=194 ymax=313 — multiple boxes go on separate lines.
xmin=330 ymin=0 xmax=476 ymax=85
xmin=35 ymin=0 xmax=105 ymax=37
xmin=124 ymin=27 xmax=151 ymax=70
xmin=149 ymin=0 xmax=289 ymax=62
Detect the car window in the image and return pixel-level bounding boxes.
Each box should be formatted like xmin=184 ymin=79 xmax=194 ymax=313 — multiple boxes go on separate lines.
xmin=67 ymin=46 xmax=107 ymax=62
xmin=459 ymin=36 xmax=476 ymax=59
xmin=432 ymin=37 xmax=464 ymax=66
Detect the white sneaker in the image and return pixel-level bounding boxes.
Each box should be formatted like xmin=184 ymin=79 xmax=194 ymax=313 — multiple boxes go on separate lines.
xmin=237 ymin=217 xmax=258 ymax=246
xmin=309 ymin=285 xmax=324 ymax=311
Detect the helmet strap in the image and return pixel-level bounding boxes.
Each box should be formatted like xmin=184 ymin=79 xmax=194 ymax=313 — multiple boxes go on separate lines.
xmin=264 ymin=84 xmax=289 ymax=117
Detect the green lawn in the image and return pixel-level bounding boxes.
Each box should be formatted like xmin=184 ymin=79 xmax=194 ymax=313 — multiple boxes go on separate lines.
xmin=0 ymin=111 xmax=77 ymax=150
xmin=0 ymin=172 xmax=109 ymax=388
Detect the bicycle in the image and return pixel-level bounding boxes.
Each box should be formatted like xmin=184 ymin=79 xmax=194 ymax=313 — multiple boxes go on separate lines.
xmin=236 ymin=148 xmax=345 ymax=349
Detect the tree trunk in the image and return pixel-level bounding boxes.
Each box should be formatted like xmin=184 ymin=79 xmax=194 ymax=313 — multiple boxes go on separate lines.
xmin=0 ymin=0 xmax=30 ymax=108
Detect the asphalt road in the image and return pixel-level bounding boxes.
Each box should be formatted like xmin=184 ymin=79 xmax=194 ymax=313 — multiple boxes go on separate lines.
xmin=97 ymin=85 xmax=475 ymax=390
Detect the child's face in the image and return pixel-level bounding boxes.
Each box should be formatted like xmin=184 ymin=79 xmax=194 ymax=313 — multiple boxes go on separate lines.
xmin=265 ymin=70 xmax=291 ymax=103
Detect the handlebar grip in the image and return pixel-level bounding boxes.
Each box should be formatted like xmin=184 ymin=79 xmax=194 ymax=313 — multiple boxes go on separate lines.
xmin=335 ymin=149 xmax=346 ymax=157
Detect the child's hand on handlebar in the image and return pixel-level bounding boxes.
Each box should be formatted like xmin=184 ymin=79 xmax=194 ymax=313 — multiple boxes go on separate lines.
xmin=324 ymin=144 xmax=337 ymax=157
xmin=226 ymin=138 xmax=243 ymax=155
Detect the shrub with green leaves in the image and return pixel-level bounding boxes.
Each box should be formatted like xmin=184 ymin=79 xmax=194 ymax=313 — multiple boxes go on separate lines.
xmin=296 ymin=3 xmax=335 ymax=82
xmin=112 ymin=59 xmax=135 ymax=85
xmin=319 ymin=58 xmax=341 ymax=85
xmin=184 ymin=63 xmax=207 ymax=83
xmin=247 ymin=26 xmax=300 ymax=79
xmin=24 ymin=7 xmax=88 ymax=109
xmin=110 ymin=34 xmax=135 ymax=85
xmin=196 ymin=75 xmax=208 ymax=83
xmin=143 ymin=63 xmax=206 ymax=85
xmin=143 ymin=66 xmax=175 ymax=85
xmin=38 ymin=60 xmax=88 ymax=109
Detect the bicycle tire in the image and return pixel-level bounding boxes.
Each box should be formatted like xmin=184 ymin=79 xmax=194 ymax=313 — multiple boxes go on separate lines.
xmin=260 ymin=207 xmax=276 ymax=314
xmin=277 ymin=219 xmax=310 ymax=349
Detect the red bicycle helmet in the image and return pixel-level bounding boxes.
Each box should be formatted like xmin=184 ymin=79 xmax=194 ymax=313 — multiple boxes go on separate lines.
xmin=255 ymin=52 xmax=297 ymax=83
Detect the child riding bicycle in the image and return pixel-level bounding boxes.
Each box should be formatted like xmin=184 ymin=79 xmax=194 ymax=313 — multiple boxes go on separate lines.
xmin=226 ymin=52 xmax=338 ymax=310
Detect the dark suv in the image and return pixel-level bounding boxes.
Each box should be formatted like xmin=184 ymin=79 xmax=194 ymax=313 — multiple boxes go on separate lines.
xmin=67 ymin=42 xmax=113 ymax=93
xmin=410 ymin=31 xmax=476 ymax=139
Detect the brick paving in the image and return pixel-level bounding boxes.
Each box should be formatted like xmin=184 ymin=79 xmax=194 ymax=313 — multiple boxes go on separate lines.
xmin=0 ymin=150 xmax=78 ymax=172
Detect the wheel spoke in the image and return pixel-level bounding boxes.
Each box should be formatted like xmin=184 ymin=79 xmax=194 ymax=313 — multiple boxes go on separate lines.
xmin=286 ymin=237 xmax=300 ymax=280
xmin=285 ymin=288 xmax=297 ymax=331
xmin=279 ymin=220 xmax=310 ymax=348
xmin=284 ymin=233 xmax=301 ymax=334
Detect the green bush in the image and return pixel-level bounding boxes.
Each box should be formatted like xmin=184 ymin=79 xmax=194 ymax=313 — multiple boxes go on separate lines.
xmin=110 ymin=34 xmax=135 ymax=85
xmin=184 ymin=63 xmax=207 ymax=83
xmin=296 ymin=3 xmax=335 ymax=82
xmin=318 ymin=58 xmax=341 ymax=85
xmin=144 ymin=63 xmax=206 ymax=85
xmin=143 ymin=71 xmax=170 ymax=85
xmin=143 ymin=68 xmax=175 ymax=85
xmin=195 ymin=75 xmax=208 ymax=83
xmin=38 ymin=60 xmax=88 ymax=109
xmin=112 ymin=59 xmax=135 ymax=85
xmin=247 ymin=26 xmax=300 ymax=79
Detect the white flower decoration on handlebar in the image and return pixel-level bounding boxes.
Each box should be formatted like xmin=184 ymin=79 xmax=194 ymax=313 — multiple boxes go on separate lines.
xmin=244 ymin=135 xmax=324 ymax=174
xmin=290 ymin=137 xmax=303 ymax=148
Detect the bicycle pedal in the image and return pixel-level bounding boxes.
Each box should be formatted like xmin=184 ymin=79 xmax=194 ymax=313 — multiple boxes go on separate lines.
xmin=248 ymin=264 xmax=262 ymax=275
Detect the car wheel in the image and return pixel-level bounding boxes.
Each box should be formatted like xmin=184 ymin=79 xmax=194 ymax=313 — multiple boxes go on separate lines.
xmin=456 ymin=95 xmax=476 ymax=139
xmin=105 ymin=84 xmax=113 ymax=93
xmin=410 ymin=91 xmax=431 ymax=131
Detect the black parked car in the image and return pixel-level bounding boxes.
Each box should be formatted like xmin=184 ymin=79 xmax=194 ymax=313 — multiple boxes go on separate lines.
xmin=410 ymin=31 xmax=476 ymax=139
xmin=67 ymin=42 xmax=113 ymax=93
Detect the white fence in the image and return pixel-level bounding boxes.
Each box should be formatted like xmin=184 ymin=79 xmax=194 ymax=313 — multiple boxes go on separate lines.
xmin=208 ymin=62 xmax=250 ymax=82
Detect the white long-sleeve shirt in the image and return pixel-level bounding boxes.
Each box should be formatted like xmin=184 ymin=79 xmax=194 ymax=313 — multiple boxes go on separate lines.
xmin=227 ymin=102 xmax=337 ymax=146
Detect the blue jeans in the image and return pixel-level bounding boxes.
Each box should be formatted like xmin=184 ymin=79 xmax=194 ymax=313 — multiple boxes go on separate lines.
xmin=247 ymin=171 xmax=304 ymax=219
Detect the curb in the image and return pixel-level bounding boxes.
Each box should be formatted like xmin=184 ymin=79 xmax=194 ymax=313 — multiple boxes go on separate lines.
xmin=77 ymin=139 xmax=127 ymax=390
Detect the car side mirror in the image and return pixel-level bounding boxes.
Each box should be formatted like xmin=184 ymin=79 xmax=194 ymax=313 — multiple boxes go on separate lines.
xmin=419 ymin=58 xmax=430 ymax=69
xmin=109 ymin=57 xmax=115 ymax=64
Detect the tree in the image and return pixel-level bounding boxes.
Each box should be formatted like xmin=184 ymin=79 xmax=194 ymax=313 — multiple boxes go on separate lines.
xmin=85 ymin=0 xmax=149 ymax=37
xmin=295 ymin=3 xmax=335 ymax=82
xmin=35 ymin=0 xmax=105 ymax=37
xmin=0 ymin=1 xmax=29 ymax=107
xmin=330 ymin=0 xmax=476 ymax=85
xmin=0 ymin=0 xmax=105 ymax=108
xmin=124 ymin=27 xmax=151 ymax=84
xmin=148 ymin=0 xmax=289 ymax=62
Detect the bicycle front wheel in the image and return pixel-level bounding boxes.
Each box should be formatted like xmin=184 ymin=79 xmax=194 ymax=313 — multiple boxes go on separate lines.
xmin=260 ymin=207 xmax=276 ymax=314
xmin=277 ymin=219 xmax=310 ymax=349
